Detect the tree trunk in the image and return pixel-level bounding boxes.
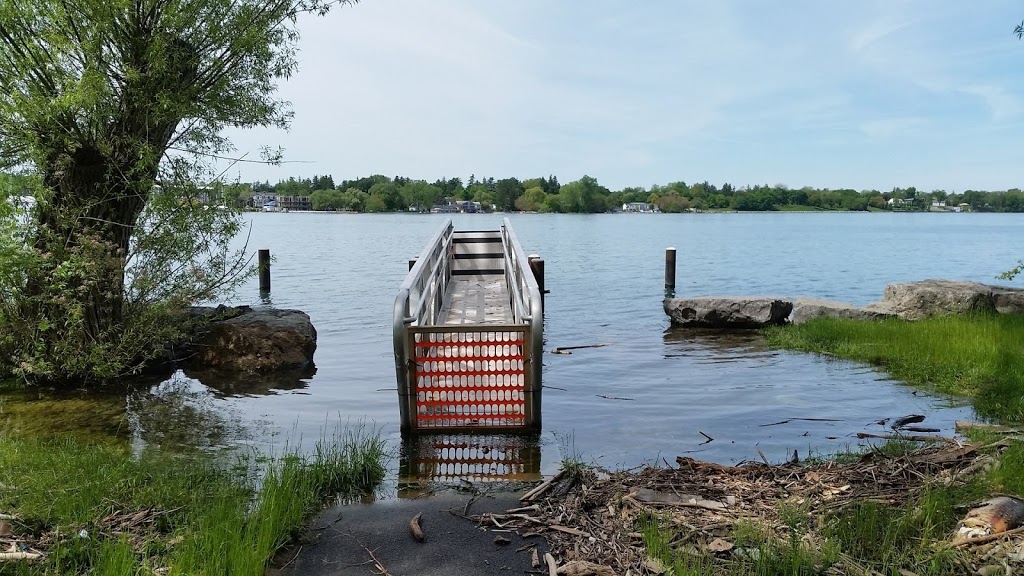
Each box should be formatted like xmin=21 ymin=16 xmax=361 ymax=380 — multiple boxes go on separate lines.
xmin=30 ymin=145 xmax=151 ymax=349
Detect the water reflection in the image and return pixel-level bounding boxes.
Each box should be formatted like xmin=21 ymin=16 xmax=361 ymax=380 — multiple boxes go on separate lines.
xmin=182 ymin=365 xmax=314 ymax=398
xmin=398 ymin=433 xmax=542 ymax=498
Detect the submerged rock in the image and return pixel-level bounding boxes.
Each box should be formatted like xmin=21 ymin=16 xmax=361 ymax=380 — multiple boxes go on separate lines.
xmin=192 ymin=308 xmax=317 ymax=372
xmin=664 ymin=297 xmax=793 ymax=328
xmin=790 ymin=297 xmax=896 ymax=325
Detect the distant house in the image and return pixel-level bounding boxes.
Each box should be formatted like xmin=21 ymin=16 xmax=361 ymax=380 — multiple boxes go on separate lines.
xmin=622 ymin=202 xmax=658 ymax=213
xmin=277 ymin=195 xmax=312 ymax=211
xmin=430 ymin=197 xmax=481 ymax=213
xmin=251 ymin=192 xmax=277 ymax=208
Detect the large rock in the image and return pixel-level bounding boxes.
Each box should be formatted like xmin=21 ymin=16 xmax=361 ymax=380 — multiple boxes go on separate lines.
xmin=664 ymin=297 xmax=793 ymax=328
xmin=992 ymin=286 xmax=1024 ymax=315
xmin=193 ymin=308 xmax=317 ymax=372
xmin=790 ymin=297 xmax=896 ymax=325
xmin=877 ymin=280 xmax=996 ymax=320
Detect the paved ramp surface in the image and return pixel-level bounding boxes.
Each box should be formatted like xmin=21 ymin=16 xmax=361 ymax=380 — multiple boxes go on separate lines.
xmin=278 ymin=493 xmax=546 ymax=576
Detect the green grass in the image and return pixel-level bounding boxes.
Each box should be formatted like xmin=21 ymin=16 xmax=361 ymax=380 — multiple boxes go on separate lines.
xmin=0 ymin=426 xmax=387 ymax=575
xmin=764 ymin=314 xmax=1024 ymax=421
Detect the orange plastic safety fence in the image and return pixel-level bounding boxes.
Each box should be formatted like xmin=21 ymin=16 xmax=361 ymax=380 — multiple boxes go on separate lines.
xmin=413 ymin=330 xmax=527 ymax=429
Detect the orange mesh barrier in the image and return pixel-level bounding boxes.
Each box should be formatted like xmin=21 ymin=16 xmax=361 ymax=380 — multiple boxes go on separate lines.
xmin=413 ymin=330 xmax=527 ymax=429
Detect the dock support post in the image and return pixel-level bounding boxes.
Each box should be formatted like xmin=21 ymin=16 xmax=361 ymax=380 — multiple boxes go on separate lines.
xmin=664 ymin=247 xmax=676 ymax=298
xmin=258 ymin=249 xmax=271 ymax=292
xmin=528 ymin=255 xmax=545 ymax=311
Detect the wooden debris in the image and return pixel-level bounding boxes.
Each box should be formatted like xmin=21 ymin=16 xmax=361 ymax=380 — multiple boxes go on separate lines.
xmin=551 ymin=344 xmax=608 ymax=355
xmin=707 ymin=538 xmax=734 ymax=553
xmin=531 ymin=548 xmax=540 ymax=568
xmin=544 ymin=552 xmax=558 ymax=576
xmin=856 ymin=432 xmax=957 ymax=443
xmin=0 ymin=522 xmax=11 ymax=537
xmin=493 ymin=535 xmax=510 ymax=545
xmin=956 ymin=421 xmax=1022 ymax=434
xmin=521 ymin=470 xmax=566 ymax=502
xmin=891 ymin=414 xmax=926 ymax=429
xmin=0 ymin=551 xmax=41 ymax=562
xmin=468 ymin=442 xmax=1000 ymax=575
xmin=409 ymin=512 xmax=424 ymax=542
xmin=556 ymin=560 xmax=616 ymax=575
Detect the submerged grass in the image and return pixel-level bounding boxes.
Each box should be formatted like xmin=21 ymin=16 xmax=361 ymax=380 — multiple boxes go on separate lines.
xmin=0 ymin=426 xmax=387 ymax=575
xmin=764 ymin=314 xmax=1024 ymax=421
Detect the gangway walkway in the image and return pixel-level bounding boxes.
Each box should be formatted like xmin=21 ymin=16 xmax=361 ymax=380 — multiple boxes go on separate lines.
xmin=393 ymin=219 xmax=543 ymax=433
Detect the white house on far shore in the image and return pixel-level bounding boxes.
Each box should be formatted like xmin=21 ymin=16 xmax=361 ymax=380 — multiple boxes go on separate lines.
xmin=622 ymin=202 xmax=659 ymax=213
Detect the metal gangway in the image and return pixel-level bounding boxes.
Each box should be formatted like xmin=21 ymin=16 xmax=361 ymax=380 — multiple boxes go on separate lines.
xmin=393 ymin=219 xmax=543 ymax=433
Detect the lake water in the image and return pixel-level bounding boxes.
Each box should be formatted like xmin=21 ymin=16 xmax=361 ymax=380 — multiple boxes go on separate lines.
xmin=13 ymin=212 xmax=1022 ymax=482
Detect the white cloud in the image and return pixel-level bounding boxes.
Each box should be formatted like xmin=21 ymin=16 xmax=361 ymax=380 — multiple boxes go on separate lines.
xmin=960 ymin=84 xmax=1022 ymax=123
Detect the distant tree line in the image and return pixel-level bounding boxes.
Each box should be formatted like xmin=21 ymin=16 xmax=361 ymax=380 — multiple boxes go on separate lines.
xmin=207 ymin=173 xmax=1024 ymax=214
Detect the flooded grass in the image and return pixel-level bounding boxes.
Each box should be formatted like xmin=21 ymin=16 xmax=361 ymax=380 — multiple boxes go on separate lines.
xmin=0 ymin=426 xmax=387 ymax=575
xmin=764 ymin=314 xmax=1024 ymax=421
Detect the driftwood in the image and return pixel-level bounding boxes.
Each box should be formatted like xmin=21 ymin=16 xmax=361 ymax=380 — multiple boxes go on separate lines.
xmin=856 ymin=432 xmax=957 ymax=443
xmin=0 ymin=552 xmax=41 ymax=562
xmin=956 ymin=421 xmax=1023 ymax=434
xmin=550 ymin=344 xmax=608 ymax=355
xmin=409 ymin=512 xmax=424 ymax=542
xmin=521 ymin=470 xmax=566 ymax=502
xmin=544 ymin=552 xmax=558 ymax=576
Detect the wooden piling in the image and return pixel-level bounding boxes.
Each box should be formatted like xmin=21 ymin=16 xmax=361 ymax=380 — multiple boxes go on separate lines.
xmin=528 ymin=255 xmax=545 ymax=311
xmin=258 ymin=249 xmax=271 ymax=292
xmin=664 ymin=247 xmax=676 ymax=298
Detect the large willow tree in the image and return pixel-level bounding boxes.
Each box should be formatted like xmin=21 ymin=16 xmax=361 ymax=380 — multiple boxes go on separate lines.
xmin=0 ymin=0 xmax=355 ymax=384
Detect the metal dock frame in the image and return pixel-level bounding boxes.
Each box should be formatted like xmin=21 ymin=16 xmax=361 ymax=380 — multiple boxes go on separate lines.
xmin=393 ymin=218 xmax=543 ymax=433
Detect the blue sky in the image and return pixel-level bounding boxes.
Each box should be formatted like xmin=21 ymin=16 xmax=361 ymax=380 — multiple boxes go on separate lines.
xmin=227 ymin=1 xmax=1024 ymax=192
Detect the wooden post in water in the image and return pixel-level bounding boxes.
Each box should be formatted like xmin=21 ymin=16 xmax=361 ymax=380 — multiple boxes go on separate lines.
xmin=258 ymin=249 xmax=271 ymax=292
xmin=664 ymin=247 xmax=676 ymax=298
xmin=528 ymin=254 xmax=545 ymax=311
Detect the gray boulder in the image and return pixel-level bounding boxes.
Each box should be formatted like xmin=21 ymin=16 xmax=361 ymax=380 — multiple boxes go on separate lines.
xmin=192 ymin=308 xmax=317 ymax=372
xmin=878 ymin=279 xmax=996 ymax=320
xmin=790 ymin=297 xmax=896 ymax=325
xmin=992 ymin=286 xmax=1024 ymax=315
xmin=664 ymin=297 xmax=793 ymax=328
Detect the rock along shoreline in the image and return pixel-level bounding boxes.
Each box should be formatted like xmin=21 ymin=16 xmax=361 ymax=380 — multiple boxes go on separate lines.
xmin=664 ymin=279 xmax=1024 ymax=328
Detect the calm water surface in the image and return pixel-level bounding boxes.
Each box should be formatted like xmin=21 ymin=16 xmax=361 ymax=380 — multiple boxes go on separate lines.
xmin=18 ymin=213 xmax=1024 ymax=480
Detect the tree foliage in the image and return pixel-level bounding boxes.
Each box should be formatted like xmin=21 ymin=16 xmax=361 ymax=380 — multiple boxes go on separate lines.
xmin=0 ymin=0 xmax=356 ymax=384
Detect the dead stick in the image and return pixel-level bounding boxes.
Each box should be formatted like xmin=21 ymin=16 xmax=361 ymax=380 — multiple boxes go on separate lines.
xmin=699 ymin=431 xmax=714 ymax=443
xmin=409 ymin=513 xmax=424 ymax=542
xmin=856 ymin=432 xmax=957 ymax=443
xmin=0 ymin=552 xmax=42 ymax=561
xmin=553 ymin=343 xmax=608 ymax=351
xmin=544 ymin=552 xmax=558 ymax=576
xmin=952 ymin=526 xmax=1024 ymax=547
xmin=521 ymin=470 xmax=565 ymax=502
xmin=531 ymin=548 xmax=541 ymax=568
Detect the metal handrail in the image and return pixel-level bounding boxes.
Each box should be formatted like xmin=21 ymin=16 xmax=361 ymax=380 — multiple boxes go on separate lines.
xmin=393 ymin=220 xmax=453 ymax=374
xmin=501 ymin=218 xmax=544 ymax=409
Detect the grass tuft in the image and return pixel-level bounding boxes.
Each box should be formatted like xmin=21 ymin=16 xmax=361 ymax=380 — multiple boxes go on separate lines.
xmin=764 ymin=314 xmax=1024 ymax=421
xmin=0 ymin=425 xmax=387 ymax=575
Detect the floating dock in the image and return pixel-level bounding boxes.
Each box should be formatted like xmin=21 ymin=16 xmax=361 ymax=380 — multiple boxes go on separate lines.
xmin=393 ymin=219 xmax=543 ymax=433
